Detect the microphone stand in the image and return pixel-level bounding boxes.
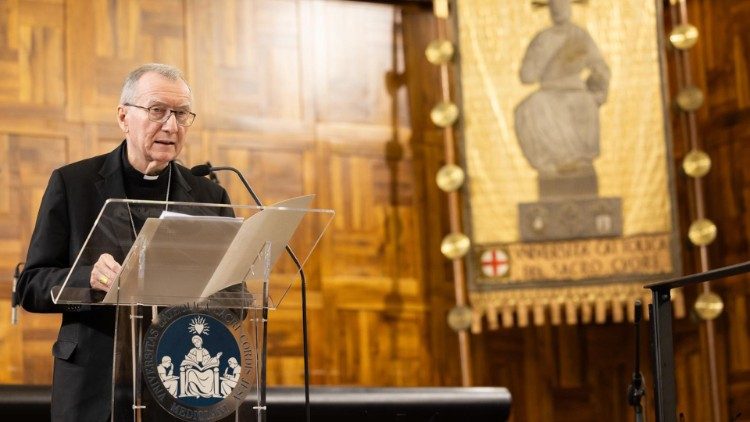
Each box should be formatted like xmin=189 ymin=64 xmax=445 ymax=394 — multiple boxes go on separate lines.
xmin=628 ymin=300 xmax=646 ymax=422
xmin=208 ymin=166 xmax=312 ymax=422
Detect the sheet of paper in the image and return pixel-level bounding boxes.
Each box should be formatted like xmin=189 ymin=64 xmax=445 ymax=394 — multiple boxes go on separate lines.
xmin=200 ymin=195 xmax=315 ymax=298
xmin=101 ymin=218 xmax=163 ymax=304
xmin=102 ymin=216 xmax=243 ymax=305
xmin=102 ymin=195 xmax=315 ymax=305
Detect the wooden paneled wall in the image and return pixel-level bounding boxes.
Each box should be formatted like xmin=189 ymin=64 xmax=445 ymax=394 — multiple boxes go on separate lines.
xmin=1 ymin=0 xmax=750 ymax=421
xmin=0 ymin=0 xmax=454 ymax=389
xmin=685 ymin=0 xmax=750 ymax=420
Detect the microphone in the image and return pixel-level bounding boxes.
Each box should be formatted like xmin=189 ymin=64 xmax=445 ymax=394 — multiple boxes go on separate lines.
xmin=189 ymin=163 xmax=212 ymax=177
xmin=11 ymin=262 xmax=23 ymax=325
xmin=191 ymin=162 xmax=220 ymax=184
xmin=190 ymin=164 xmax=312 ymax=422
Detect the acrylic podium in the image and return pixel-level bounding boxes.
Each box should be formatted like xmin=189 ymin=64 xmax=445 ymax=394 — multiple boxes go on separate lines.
xmin=50 ymin=197 xmax=334 ymax=421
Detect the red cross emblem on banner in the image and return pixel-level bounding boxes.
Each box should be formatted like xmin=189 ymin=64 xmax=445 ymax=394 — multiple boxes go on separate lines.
xmin=480 ymin=249 xmax=509 ymax=277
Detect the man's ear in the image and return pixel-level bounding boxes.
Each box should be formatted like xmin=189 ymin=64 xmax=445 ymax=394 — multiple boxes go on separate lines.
xmin=117 ymin=106 xmax=128 ymax=133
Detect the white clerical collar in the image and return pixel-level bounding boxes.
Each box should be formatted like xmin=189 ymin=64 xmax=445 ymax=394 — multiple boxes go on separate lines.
xmin=143 ymin=174 xmax=159 ymax=181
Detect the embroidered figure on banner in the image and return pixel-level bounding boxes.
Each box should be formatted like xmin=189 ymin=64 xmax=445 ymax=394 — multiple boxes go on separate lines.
xmin=514 ymin=0 xmax=622 ymax=241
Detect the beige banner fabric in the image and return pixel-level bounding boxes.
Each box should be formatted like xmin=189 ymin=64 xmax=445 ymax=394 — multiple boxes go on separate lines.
xmin=456 ymin=0 xmax=682 ymax=329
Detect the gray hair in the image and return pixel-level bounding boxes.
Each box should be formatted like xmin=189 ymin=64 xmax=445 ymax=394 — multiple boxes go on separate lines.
xmin=119 ymin=63 xmax=191 ymax=104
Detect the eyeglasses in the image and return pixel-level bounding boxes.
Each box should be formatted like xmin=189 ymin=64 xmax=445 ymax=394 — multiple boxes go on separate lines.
xmin=123 ymin=103 xmax=197 ymax=127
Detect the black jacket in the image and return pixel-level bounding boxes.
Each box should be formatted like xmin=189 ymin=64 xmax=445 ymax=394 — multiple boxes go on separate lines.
xmin=17 ymin=142 xmax=231 ymax=421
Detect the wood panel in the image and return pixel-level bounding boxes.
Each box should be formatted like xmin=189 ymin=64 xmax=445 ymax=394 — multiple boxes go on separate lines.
xmin=1 ymin=0 xmax=749 ymax=421
xmin=676 ymin=0 xmax=750 ymax=419
xmin=0 ymin=0 xmax=65 ymax=107
xmin=0 ymin=10 xmax=78 ymax=378
xmin=66 ymin=0 xmax=187 ymax=123
xmin=188 ymin=0 xmax=310 ymax=132
xmin=0 ymin=0 xmax=443 ymax=396
xmin=401 ymin=5 xmax=463 ymax=388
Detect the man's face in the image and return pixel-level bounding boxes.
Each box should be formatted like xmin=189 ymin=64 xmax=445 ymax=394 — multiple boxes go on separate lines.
xmin=117 ymin=72 xmax=192 ymax=174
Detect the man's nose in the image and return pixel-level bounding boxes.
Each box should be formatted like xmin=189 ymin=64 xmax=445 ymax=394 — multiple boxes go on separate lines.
xmin=161 ymin=112 xmax=179 ymax=132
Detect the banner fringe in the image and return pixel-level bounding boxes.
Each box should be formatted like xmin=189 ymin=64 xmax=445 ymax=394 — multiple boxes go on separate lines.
xmin=469 ymin=283 xmax=685 ymax=331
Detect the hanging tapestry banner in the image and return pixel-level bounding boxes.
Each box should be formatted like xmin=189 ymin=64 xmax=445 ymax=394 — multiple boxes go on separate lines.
xmin=455 ymin=0 xmax=683 ymax=329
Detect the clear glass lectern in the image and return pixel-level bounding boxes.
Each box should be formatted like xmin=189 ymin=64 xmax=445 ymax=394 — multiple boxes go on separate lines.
xmin=51 ymin=198 xmax=334 ymax=421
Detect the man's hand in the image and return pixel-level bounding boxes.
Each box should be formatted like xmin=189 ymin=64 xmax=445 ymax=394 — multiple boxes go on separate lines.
xmin=89 ymin=253 xmax=122 ymax=292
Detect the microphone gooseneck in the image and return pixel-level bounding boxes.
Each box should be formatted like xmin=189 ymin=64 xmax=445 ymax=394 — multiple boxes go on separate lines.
xmin=211 ymin=167 xmax=264 ymax=208
xmin=193 ymin=164 xmax=312 ymax=422
xmin=191 ymin=165 xmax=263 ymax=208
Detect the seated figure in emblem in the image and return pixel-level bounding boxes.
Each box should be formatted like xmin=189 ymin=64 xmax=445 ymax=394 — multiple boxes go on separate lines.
xmin=157 ymin=356 xmax=179 ymax=397
xmin=220 ymin=357 xmax=241 ymax=397
xmin=180 ymin=335 xmax=223 ymax=398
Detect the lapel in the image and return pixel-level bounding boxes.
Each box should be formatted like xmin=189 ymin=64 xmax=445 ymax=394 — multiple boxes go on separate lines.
xmin=93 ymin=142 xmax=133 ymax=262
xmin=169 ymin=164 xmax=196 ymax=203
xmin=95 ymin=143 xmax=127 ymax=202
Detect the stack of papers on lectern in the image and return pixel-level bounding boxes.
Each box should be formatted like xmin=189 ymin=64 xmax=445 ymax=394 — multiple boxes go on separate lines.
xmin=102 ymin=195 xmax=314 ymax=306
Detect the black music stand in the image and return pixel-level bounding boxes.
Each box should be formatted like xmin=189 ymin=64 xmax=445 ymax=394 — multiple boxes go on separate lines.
xmin=645 ymin=260 xmax=750 ymax=422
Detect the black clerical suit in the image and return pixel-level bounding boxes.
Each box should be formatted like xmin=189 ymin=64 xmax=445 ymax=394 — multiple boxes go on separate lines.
xmin=17 ymin=141 xmax=232 ymax=421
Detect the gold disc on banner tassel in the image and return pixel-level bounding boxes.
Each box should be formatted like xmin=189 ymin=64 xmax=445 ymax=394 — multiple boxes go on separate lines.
xmin=425 ymin=39 xmax=454 ymax=65
xmin=694 ymin=291 xmax=723 ymax=320
xmin=669 ymin=24 xmax=699 ymax=50
xmin=436 ymin=164 xmax=465 ymax=192
xmin=688 ymin=218 xmax=717 ymax=246
xmin=447 ymin=306 xmax=474 ymax=331
xmin=676 ymin=86 xmax=704 ymax=112
xmin=682 ymin=150 xmax=711 ymax=178
xmin=441 ymin=233 xmax=470 ymax=259
xmin=430 ymin=102 xmax=459 ymax=128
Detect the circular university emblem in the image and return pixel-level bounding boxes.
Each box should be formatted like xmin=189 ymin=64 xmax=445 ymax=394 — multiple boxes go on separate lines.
xmin=142 ymin=305 xmax=255 ymax=421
